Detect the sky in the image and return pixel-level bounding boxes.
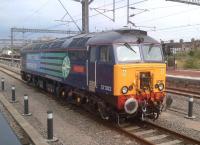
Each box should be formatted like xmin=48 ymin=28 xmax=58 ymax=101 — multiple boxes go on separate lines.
xmin=1 ymin=0 xmax=200 ymax=42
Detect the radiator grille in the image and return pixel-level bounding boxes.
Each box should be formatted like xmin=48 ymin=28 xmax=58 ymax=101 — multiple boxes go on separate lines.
xmin=140 ymin=72 xmax=151 ymax=90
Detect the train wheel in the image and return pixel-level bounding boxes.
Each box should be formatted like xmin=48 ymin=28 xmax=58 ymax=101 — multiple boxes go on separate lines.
xmin=162 ymin=95 xmax=173 ymax=111
xmin=59 ymin=87 xmax=67 ymax=100
xmin=97 ymin=102 xmax=109 ymax=120
xmin=26 ymin=74 xmax=32 ymax=83
xmin=21 ymin=72 xmax=27 ymax=81
xmin=55 ymin=85 xmax=60 ymax=98
xmin=33 ymin=77 xmax=39 ymax=87
xmin=42 ymin=79 xmax=47 ymax=91
xmin=75 ymin=96 xmax=81 ymax=106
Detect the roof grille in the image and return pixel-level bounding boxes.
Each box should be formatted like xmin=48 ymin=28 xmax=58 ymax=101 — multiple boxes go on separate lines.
xmin=115 ymin=29 xmax=147 ymax=36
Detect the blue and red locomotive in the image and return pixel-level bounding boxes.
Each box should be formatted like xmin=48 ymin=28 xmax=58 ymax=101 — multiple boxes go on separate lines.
xmin=21 ymin=29 xmax=166 ymax=121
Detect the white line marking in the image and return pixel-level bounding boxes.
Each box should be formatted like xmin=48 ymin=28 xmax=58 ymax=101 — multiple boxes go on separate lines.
xmin=124 ymin=126 xmax=140 ymax=131
xmin=134 ymin=129 xmax=156 ymax=136
xmin=156 ymin=139 xmax=182 ymax=145
xmin=145 ymin=134 xmax=168 ymax=141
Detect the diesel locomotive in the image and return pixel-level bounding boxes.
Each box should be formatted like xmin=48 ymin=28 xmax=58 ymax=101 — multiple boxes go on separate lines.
xmin=21 ymin=29 xmax=166 ymax=121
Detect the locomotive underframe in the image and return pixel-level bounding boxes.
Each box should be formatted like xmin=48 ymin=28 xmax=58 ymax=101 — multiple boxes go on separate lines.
xmin=21 ymin=70 xmax=164 ymax=121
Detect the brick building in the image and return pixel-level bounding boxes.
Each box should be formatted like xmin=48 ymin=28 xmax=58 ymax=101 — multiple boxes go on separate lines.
xmin=162 ymin=39 xmax=200 ymax=55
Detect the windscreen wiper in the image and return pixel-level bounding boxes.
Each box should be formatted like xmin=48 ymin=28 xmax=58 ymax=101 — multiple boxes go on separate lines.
xmin=148 ymin=43 xmax=154 ymax=54
xmin=124 ymin=42 xmax=136 ymax=53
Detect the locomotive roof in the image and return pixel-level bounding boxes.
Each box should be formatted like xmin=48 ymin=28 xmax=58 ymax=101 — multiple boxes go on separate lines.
xmin=21 ymin=29 xmax=159 ymax=51
xmin=87 ymin=29 xmax=158 ymax=45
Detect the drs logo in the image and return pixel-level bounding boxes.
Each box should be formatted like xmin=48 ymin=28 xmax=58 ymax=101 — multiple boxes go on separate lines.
xmin=62 ymin=55 xmax=71 ymax=79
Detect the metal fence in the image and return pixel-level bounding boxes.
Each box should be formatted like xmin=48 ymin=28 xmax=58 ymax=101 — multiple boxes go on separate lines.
xmin=0 ymin=57 xmax=21 ymax=68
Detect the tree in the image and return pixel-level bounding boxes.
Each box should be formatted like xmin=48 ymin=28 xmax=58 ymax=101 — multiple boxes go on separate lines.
xmin=179 ymin=39 xmax=183 ymax=43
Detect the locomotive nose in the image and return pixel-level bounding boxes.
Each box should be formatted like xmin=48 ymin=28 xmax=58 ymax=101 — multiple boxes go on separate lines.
xmin=124 ymin=98 xmax=138 ymax=114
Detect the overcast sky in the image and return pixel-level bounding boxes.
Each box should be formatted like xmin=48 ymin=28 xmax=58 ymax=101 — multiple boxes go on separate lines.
xmin=1 ymin=0 xmax=200 ymax=42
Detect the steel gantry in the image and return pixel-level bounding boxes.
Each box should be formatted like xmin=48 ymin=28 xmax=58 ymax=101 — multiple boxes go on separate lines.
xmin=71 ymin=0 xmax=94 ymax=33
xmin=11 ymin=28 xmax=79 ymax=34
xmin=166 ymin=0 xmax=200 ymax=6
xmin=10 ymin=27 xmax=79 ymax=65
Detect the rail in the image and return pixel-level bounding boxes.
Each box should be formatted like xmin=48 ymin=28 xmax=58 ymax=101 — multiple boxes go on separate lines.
xmin=166 ymin=88 xmax=200 ymax=99
xmin=0 ymin=57 xmax=20 ymax=61
xmin=0 ymin=56 xmax=21 ymax=68
xmin=118 ymin=120 xmax=200 ymax=145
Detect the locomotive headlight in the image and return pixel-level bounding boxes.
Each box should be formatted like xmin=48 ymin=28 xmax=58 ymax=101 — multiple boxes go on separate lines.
xmin=121 ymin=86 xmax=128 ymax=94
xmin=158 ymin=83 xmax=164 ymax=91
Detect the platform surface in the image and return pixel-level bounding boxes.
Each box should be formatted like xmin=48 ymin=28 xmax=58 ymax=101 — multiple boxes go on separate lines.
xmin=167 ymin=70 xmax=200 ymax=78
xmin=0 ymin=112 xmax=21 ymax=145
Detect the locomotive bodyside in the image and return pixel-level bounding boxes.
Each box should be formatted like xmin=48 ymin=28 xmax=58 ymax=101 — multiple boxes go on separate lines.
xmin=21 ymin=29 xmax=166 ymax=121
xmin=21 ymin=36 xmax=89 ymax=91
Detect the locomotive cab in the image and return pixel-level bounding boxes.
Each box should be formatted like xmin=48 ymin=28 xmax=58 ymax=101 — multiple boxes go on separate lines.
xmin=87 ymin=29 xmax=166 ymax=120
xmin=113 ymin=42 xmax=166 ymax=120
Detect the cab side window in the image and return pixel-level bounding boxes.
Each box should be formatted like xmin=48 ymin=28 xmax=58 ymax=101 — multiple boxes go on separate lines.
xmin=99 ymin=46 xmax=112 ymax=63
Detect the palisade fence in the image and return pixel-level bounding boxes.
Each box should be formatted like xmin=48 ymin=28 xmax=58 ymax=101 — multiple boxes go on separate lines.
xmin=0 ymin=57 xmax=21 ymax=68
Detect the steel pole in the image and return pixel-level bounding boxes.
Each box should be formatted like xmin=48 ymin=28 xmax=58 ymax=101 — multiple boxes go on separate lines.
xmin=11 ymin=28 xmax=14 ymax=66
xmin=127 ymin=0 xmax=129 ymax=24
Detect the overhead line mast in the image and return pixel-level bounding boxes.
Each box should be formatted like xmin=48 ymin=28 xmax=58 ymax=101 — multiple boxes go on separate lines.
xmin=72 ymin=0 xmax=94 ymax=33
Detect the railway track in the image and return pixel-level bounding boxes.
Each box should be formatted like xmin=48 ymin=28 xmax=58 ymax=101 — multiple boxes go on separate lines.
xmin=0 ymin=65 xmax=200 ymax=145
xmin=117 ymin=120 xmax=200 ymax=145
xmin=166 ymin=88 xmax=200 ymax=99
